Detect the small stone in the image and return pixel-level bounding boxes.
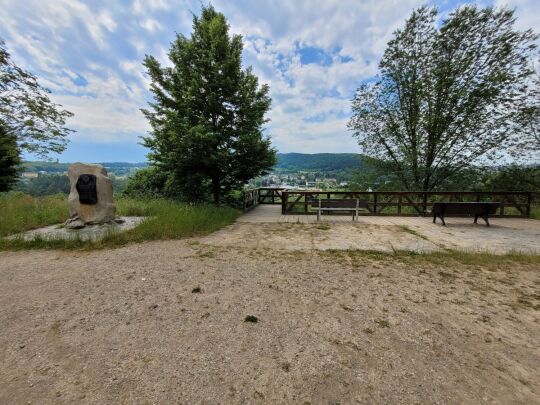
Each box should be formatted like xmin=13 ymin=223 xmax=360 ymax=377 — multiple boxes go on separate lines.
xmin=18 ymin=343 xmax=26 ymax=349
xmin=64 ymin=218 xmax=85 ymax=229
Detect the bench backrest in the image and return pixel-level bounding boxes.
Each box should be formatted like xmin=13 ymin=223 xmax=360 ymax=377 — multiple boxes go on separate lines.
xmin=309 ymin=198 xmax=369 ymax=208
xmin=432 ymin=202 xmax=500 ymax=215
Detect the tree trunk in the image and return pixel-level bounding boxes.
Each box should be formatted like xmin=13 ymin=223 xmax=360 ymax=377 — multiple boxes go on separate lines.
xmin=211 ymin=178 xmax=221 ymax=205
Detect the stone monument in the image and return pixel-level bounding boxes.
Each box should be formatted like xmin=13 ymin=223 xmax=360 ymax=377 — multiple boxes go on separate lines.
xmin=65 ymin=163 xmax=117 ymax=229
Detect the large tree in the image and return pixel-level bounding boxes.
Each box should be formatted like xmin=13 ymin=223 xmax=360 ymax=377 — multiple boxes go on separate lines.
xmin=0 ymin=39 xmax=73 ymax=191
xmin=142 ymin=6 xmax=276 ymax=203
xmin=0 ymin=39 xmax=73 ymax=158
xmin=348 ymin=6 xmax=538 ymax=191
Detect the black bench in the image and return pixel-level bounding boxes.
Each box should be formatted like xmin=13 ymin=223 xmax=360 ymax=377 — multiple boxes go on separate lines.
xmin=431 ymin=202 xmax=500 ymax=226
xmin=310 ymin=198 xmax=369 ymax=221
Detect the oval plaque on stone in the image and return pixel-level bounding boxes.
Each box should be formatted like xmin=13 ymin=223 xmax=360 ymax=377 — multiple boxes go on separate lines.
xmin=76 ymin=174 xmax=98 ymax=205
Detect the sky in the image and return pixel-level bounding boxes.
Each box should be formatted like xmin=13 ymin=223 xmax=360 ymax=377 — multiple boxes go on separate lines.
xmin=0 ymin=0 xmax=538 ymax=162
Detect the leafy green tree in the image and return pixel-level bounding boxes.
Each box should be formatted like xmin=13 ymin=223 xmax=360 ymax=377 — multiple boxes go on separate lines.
xmin=142 ymin=6 xmax=276 ymax=204
xmin=511 ymin=68 xmax=540 ymax=160
xmin=0 ymin=125 xmax=20 ymax=192
xmin=123 ymin=166 xmax=169 ymax=198
xmin=1 ymin=39 xmax=73 ymax=157
xmin=0 ymin=39 xmax=73 ymax=191
xmin=349 ymin=6 xmax=538 ymax=191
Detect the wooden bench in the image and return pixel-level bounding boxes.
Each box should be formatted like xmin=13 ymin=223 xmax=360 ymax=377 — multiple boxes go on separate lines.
xmin=431 ymin=202 xmax=500 ymax=226
xmin=310 ymin=198 xmax=369 ymax=221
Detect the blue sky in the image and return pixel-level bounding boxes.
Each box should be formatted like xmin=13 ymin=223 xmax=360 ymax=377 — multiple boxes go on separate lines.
xmin=0 ymin=0 xmax=538 ymax=162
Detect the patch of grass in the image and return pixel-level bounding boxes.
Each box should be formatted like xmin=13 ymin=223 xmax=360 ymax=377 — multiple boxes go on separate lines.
xmin=0 ymin=192 xmax=68 ymax=237
xmin=192 ymin=287 xmax=202 ymax=293
xmin=314 ymin=223 xmax=331 ymax=230
xmin=0 ymin=193 xmax=239 ymax=250
xmin=438 ymin=271 xmax=457 ymax=282
xmin=320 ymin=248 xmax=540 ymax=269
xmin=375 ymin=319 xmax=390 ymax=328
xmin=530 ymin=204 xmax=540 ymax=220
xmin=244 ymin=315 xmax=258 ymax=323
xmin=399 ymin=225 xmax=429 ymax=241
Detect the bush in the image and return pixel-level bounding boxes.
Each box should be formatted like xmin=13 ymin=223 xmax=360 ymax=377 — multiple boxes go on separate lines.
xmin=123 ymin=166 xmax=168 ymax=198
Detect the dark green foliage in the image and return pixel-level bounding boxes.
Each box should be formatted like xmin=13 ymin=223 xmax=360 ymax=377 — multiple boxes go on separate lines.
xmin=244 ymin=315 xmax=258 ymax=323
xmin=142 ymin=6 xmax=276 ymax=204
xmin=15 ymin=174 xmax=69 ymax=196
xmin=0 ymin=39 xmax=73 ymax=158
xmin=349 ymin=6 xmax=539 ymax=191
xmin=484 ymin=165 xmax=540 ymax=200
xmin=0 ymin=125 xmax=20 ymax=192
xmin=123 ymin=166 xmax=169 ymax=198
xmin=275 ymin=153 xmax=365 ymax=171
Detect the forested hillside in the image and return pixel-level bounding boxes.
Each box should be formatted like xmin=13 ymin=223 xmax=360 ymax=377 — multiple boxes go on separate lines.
xmin=274 ymin=153 xmax=365 ymax=171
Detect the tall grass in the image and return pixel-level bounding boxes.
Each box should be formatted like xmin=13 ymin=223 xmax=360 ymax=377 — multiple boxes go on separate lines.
xmin=0 ymin=193 xmax=239 ymax=250
xmin=0 ymin=192 xmax=68 ymax=237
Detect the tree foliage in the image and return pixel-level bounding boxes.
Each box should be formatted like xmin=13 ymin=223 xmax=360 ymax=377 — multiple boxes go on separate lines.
xmin=0 ymin=125 xmax=20 ymax=192
xmin=142 ymin=6 xmax=276 ymax=204
xmin=349 ymin=6 xmax=539 ymax=191
xmin=0 ymin=39 xmax=73 ymax=158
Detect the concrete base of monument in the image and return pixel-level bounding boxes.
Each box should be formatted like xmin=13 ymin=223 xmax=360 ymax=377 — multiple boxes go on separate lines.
xmin=8 ymin=217 xmax=146 ymax=242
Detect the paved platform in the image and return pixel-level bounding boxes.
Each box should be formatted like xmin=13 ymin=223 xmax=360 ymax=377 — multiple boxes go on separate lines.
xmin=232 ymin=205 xmax=540 ymax=254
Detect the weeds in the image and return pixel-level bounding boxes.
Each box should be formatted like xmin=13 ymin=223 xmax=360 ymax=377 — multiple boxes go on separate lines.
xmin=375 ymin=319 xmax=390 ymax=328
xmin=399 ymin=225 xmax=429 ymax=241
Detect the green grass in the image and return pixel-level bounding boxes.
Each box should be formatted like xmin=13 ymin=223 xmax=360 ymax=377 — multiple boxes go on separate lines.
xmin=0 ymin=192 xmax=68 ymax=238
xmin=0 ymin=193 xmax=240 ymax=250
xmin=531 ymin=204 xmax=540 ymax=220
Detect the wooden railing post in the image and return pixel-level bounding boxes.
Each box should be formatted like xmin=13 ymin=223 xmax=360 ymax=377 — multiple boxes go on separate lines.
xmin=526 ymin=192 xmax=532 ymax=218
xmin=282 ymin=191 xmax=288 ymax=214
xmin=373 ymin=193 xmax=378 ymax=215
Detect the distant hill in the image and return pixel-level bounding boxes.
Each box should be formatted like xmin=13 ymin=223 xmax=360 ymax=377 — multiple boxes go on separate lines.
xmin=274 ymin=153 xmax=365 ymax=172
xmin=22 ymin=154 xmax=366 ymax=175
xmin=22 ymin=161 xmax=148 ymax=176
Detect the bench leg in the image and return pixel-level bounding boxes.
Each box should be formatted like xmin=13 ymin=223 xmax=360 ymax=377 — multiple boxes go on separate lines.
xmin=474 ymin=214 xmax=478 ymax=224
xmin=317 ymin=210 xmax=320 ymax=221
xmin=433 ymin=214 xmax=436 ymax=223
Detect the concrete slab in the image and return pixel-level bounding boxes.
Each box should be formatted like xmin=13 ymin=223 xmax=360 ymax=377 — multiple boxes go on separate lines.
xmin=8 ymin=217 xmax=146 ymax=242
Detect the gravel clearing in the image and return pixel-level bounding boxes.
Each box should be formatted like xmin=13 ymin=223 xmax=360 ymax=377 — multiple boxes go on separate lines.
xmin=0 ymin=230 xmax=539 ymax=404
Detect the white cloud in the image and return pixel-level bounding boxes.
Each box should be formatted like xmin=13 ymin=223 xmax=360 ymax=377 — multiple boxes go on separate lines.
xmin=140 ymin=18 xmax=162 ymax=33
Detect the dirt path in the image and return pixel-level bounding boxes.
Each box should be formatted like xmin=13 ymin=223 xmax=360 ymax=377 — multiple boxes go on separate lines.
xmin=1 ymin=235 xmax=539 ymax=404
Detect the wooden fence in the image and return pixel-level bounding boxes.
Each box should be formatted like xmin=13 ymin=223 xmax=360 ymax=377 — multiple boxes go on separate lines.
xmin=258 ymin=187 xmax=286 ymax=205
xmin=279 ymin=190 xmax=532 ymax=218
xmin=242 ymin=188 xmax=259 ymax=212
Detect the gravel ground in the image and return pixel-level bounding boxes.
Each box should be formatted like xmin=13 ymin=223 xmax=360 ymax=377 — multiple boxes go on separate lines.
xmin=0 ymin=231 xmax=539 ymax=404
